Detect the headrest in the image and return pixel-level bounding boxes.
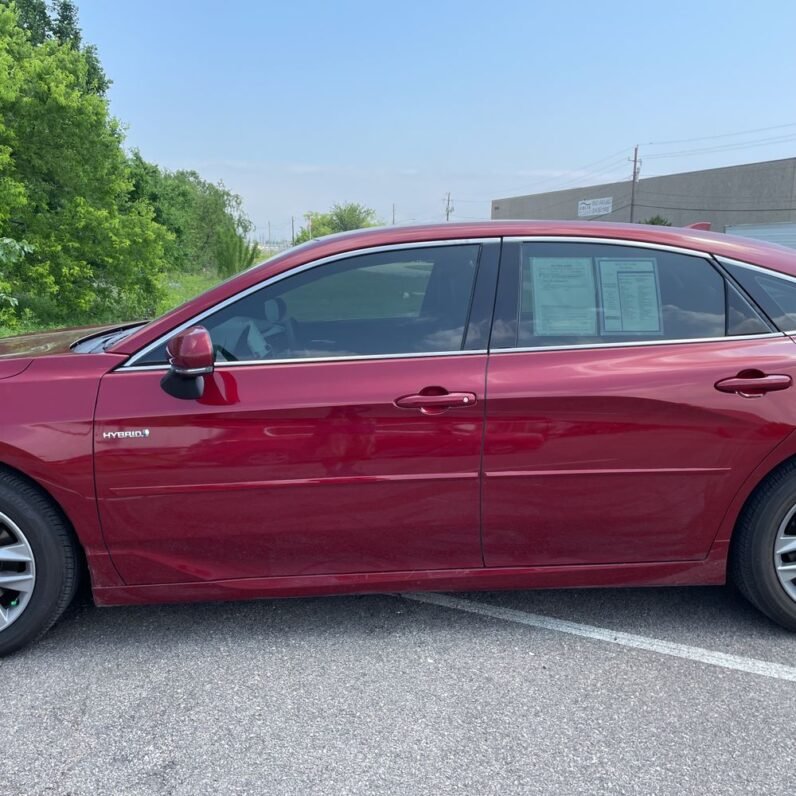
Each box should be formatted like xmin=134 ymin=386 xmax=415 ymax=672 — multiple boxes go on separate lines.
xmin=264 ymin=297 xmax=286 ymax=323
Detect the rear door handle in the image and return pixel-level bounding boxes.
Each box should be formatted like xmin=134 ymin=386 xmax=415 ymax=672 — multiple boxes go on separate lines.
xmin=715 ymin=373 xmax=792 ymax=397
xmin=394 ymin=391 xmax=477 ymax=411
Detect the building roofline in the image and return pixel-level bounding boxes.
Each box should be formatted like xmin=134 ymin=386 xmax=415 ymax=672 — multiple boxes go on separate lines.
xmin=493 ymin=156 xmax=796 ymax=203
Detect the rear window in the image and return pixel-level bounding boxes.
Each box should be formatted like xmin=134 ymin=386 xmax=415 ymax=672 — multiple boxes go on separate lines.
xmin=721 ymin=260 xmax=796 ymax=332
xmin=492 ymin=242 xmax=771 ymax=349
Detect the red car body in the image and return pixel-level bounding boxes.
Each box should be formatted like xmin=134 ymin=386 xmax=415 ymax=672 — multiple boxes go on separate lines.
xmin=3 ymin=220 xmax=796 ymax=608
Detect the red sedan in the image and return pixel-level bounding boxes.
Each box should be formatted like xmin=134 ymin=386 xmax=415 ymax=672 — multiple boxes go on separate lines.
xmin=2 ymin=220 xmax=796 ymax=655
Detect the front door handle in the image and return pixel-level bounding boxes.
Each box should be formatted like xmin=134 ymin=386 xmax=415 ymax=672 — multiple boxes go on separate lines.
xmin=715 ymin=372 xmax=792 ymax=397
xmin=394 ymin=390 xmax=477 ymax=412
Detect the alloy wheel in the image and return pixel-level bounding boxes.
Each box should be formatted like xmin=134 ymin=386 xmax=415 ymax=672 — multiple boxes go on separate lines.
xmin=774 ymin=505 xmax=796 ymax=603
xmin=0 ymin=512 xmax=36 ymax=632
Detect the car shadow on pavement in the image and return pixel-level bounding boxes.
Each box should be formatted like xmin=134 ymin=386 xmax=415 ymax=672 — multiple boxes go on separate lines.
xmin=21 ymin=581 xmax=790 ymax=663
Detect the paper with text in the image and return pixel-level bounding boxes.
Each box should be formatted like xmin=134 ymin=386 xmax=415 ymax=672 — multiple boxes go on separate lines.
xmin=598 ymin=258 xmax=662 ymax=334
xmin=530 ymin=258 xmax=597 ymax=336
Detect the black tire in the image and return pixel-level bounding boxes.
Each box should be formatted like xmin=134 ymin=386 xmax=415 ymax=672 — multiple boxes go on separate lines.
xmin=0 ymin=471 xmax=79 ymax=656
xmin=731 ymin=463 xmax=796 ymax=631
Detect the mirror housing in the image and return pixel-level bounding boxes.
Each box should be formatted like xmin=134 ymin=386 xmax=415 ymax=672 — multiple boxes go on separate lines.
xmin=160 ymin=326 xmax=214 ymax=400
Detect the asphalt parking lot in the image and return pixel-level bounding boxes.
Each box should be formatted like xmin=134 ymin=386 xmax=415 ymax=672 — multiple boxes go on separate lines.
xmin=3 ymin=585 xmax=795 ymax=795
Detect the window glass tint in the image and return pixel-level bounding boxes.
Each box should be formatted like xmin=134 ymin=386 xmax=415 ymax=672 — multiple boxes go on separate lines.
xmin=726 ymin=282 xmax=771 ymax=336
xmin=278 ymin=260 xmax=434 ymax=322
xmin=510 ymin=243 xmax=731 ymax=347
xmin=722 ymin=260 xmax=796 ymax=331
xmin=139 ymin=245 xmax=480 ymax=364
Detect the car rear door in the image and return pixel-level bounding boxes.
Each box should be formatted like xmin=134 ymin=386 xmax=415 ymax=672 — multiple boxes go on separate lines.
xmin=95 ymin=241 xmax=499 ymax=584
xmin=482 ymin=237 xmax=796 ymax=567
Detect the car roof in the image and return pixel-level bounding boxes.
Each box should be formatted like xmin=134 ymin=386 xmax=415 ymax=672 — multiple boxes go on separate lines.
xmin=300 ymin=220 xmax=796 ymax=274
xmin=110 ymin=219 xmax=796 ymax=356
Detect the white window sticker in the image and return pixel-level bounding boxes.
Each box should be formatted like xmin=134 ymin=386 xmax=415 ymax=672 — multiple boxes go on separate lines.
xmin=531 ymin=258 xmax=597 ymax=336
xmin=598 ymin=259 xmax=662 ymax=334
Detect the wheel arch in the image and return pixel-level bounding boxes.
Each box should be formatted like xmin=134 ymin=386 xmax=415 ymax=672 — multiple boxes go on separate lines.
xmin=0 ymin=461 xmax=88 ymax=577
xmin=0 ymin=455 xmax=123 ymax=589
xmin=714 ymin=431 xmax=796 ymax=569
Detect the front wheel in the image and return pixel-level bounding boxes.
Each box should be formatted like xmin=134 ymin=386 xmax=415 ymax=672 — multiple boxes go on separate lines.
xmin=731 ymin=465 xmax=796 ymax=631
xmin=0 ymin=472 xmax=79 ymax=656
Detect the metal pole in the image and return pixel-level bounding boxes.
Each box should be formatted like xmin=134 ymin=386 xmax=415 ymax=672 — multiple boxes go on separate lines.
xmin=629 ymin=145 xmax=639 ymax=223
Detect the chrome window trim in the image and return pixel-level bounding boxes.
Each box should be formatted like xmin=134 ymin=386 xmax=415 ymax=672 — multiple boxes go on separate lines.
xmin=122 ymin=349 xmax=489 ymax=373
xmin=716 ymin=255 xmax=796 ymax=285
xmin=123 ymin=238 xmax=493 ymax=369
xmin=491 ymin=332 xmax=785 ymax=355
xmin=503 ymin=235 xmax=716 ymax=259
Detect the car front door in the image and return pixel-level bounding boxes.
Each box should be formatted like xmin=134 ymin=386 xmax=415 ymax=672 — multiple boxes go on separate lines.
xmin=94 ymin=241 xmax=498 ymax=584
xmin=482 ymin=238 xmax=796 ymax=567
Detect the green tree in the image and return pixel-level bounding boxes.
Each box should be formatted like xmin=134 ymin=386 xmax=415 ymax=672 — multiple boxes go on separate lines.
xmin=294 ymin=202 xmax=378 ymax=244
xmin=214 ymin=223 xmax=260 ymax=278
xmin=0 ymin=238 xmax=29 ymax=325
xmin=51 ymin=0 xmax=79 ymax=45
xmin=641 ymin=215 xmax=672 ymax=226
xmin=4 ymin=0 xmax=110 ymax=93
xmin=0 ymin=3 xmax=168 ymax=326
xmin=127 ymin=152 xmax=254 ymax=277
xmin=10 ymin=0 xmax=49 ymax=44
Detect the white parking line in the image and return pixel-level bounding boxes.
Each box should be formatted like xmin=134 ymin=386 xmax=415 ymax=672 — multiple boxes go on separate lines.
xmin=405 ymin=592 xmax=796 ymax=683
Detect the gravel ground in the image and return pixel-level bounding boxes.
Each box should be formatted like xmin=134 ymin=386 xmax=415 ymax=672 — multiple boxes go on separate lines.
xmin=2 ymin=584 xmax=794 ymax=795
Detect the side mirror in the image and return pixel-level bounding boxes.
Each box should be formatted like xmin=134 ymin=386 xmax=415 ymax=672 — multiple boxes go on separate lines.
xmin=160 ymin=326 xmax=214 ymax=400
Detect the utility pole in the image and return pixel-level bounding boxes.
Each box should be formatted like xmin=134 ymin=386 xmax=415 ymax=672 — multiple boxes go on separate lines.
xmin=291 ymin=216 xmax=295 ymax=244
xmin=392 ymin=203 xmax=396 ymax=225
xmin=445 ymin=192 xmax=454 ymax=222
xmin=629 ymin=145 xmax=641 ymax=223
xmin=267 ymin=221 xmax=271 ymax=245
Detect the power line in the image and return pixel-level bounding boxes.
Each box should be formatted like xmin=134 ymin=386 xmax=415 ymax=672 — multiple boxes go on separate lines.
xmin=646 ymin=122 xmax=796 ymax=146
xmin=645 ymin=133 xmax=796 ymax=160
xmin=490 ymin=147 xmax=634 ymax=198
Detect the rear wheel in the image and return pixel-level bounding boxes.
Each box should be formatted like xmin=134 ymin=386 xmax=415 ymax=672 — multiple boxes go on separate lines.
xmin=0 ymin=472 xmax=79 ymax=656
xmin=731 ymin=465 xmax=796 ymax=631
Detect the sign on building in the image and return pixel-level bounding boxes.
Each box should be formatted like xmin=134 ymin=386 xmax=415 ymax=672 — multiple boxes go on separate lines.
xmin=577 ymin=196 xmax=613 ymax=218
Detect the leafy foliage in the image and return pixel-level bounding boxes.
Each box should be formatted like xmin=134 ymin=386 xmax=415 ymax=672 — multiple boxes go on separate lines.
xmin=7 ymin=0 xmax=110 ymax=93
xmin=0 ymin=2 xmax=256 ymax=330
xmin=641 ymin=215 xmax=672 ymax=226
xmin=0 ymin=3 xmax=168 ymax=326
xmin=127 ymin=152 xmax=254 ymax=277
xmin=11 ymin=0 xmax=48 ymax=44
xmin=294 ymin=202 xmax=379 ymax=244
xmin=215 ymin=224 xmax=260 ymax=278
xmin=0 ymin=238 xmax=29 ymax=324
xmin=50 ymin=0 xmax=79 ymax=44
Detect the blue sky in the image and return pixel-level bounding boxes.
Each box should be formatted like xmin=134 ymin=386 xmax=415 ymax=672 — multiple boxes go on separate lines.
xmin=79 ymin=0 xmax=796 ymax=240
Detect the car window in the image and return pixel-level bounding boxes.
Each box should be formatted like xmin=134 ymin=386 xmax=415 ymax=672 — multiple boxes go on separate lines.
xmin=138 ymin=244 xmax=480 ymax=364
xmin=720 ymin=260 xmax=796 ymax=332
xmin=493 ymin=242 xmax=769 ymax=349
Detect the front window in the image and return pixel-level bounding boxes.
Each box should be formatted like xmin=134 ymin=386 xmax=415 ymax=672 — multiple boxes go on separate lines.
xmin=138 ymin=244 xmax=481 ymax=365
